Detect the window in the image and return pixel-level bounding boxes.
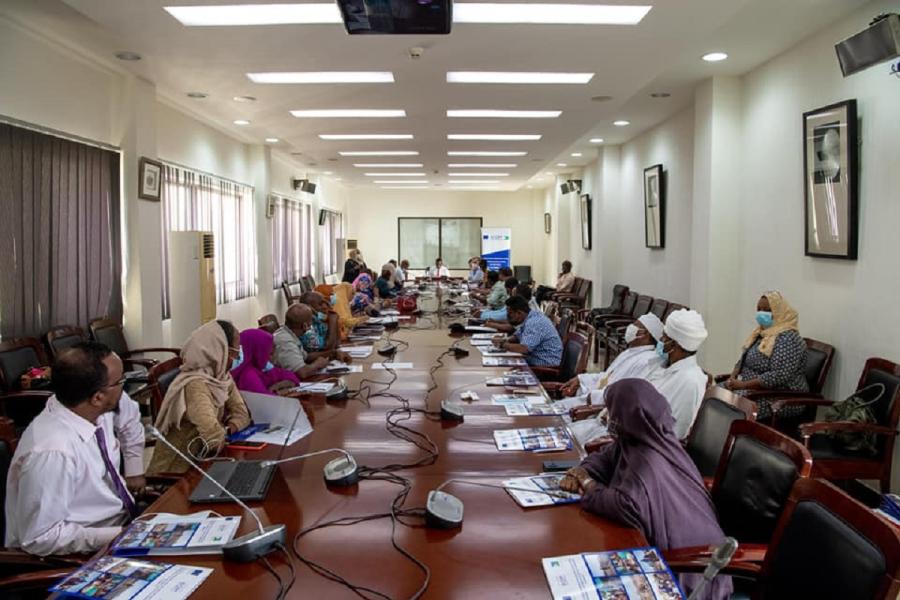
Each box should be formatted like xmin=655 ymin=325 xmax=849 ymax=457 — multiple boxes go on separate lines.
xmin=319 ymin=210 xmax=342 ymax=276
xmin=160 ymin=164 xmax=257 ymax=318
xmin=270 ymin=194 xmax=312 ymax=288
xmin=398 ymin=217 xmax=483 ymax=269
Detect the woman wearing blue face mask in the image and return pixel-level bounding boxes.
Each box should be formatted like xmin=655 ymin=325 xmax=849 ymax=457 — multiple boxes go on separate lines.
xmin=723 ymin=291 xmax=808 ymax=421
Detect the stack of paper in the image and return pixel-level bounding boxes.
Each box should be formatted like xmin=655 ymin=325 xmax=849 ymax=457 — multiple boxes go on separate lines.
xmin=482 ymin=356 xmax=527 ymax=367
xmin=493 ymin=426 xmax=571 ymax=452
xmin=465 ymin=325 xmax=498 ymax=333
xmin=543 ymin=548 xmax=686 ymax=599
xmin=292 ymin=382 xmax=335 ymax=394
xmin=491 ymin=394 xmax=546 ymax=406
xmin=477 ymin=346 xmax=521 ymax=357
xmin=504 ymin=403 xmax=567 ymax=417
xmin=50 ymin=556 xmax=212 ymax=600
xmin=339 ymin=345 xmax=373 ymax=358
xmin=317 ymin=361 xmax=364 ymax=375
xmin=112 ymin=513 xmax=240 ymax=556
xmin=502 ymin=474 xmax=581 ymax=507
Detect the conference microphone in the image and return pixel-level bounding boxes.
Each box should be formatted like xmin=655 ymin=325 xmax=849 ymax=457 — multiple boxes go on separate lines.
xmin=144 ymin=425 xmax=286 ymax=563
xmin=686 ymin=537 xmax=739 ymax=600
xmin=425 ymin=478 xmax=577 ymax=529
xmin=261 ymin=448 xmax=359 ymax=486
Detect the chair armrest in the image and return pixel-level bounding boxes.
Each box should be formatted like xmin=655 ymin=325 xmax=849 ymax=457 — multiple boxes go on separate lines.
xmin=663 ymin=543 xmax=768 ymax=566
xmin=0 ymin=549 xmax=85 ymax=569
xmin=771 ymin=396 xmax=835 ymax=412
xmin=122 ymin=358 xmax=156 ymax=371
xmin=530 ymin=366 xmax=562 ymax=381
xmin=713 ymin=373 xmax=730 ymax=383
xmin=584 ymin=437 xmax=614 ymax=454
xmin=664 ymin=558 xmax=763 ymax=577
xmin=570 ymin=405 xmax=604 ymax=421
xmin=0 ymin=567 xmax=75 ymax=591
xmin=541 ymin=382 xmax=565 ymax=399
xmin=128 ymin=347 xmax=181 ymax=356
xmin=800 ymin=421 xmax=900 ymax=440
xmin=745 ymin=389 xmax=824 ymax=401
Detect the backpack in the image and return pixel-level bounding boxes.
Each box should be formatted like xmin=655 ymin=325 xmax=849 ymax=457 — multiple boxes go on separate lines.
xmin=823 ymin=383 xmax=885 ymax=456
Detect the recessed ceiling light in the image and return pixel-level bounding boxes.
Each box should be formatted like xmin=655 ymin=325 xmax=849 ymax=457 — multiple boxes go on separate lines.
xmin=613 ymin=120 xmax=630 ymax=127
xmin=650 ymin=92 xmax=671 ymax=98
xmin=448 ymin=151 xmax=527 ymax=157
xmin=702 ymin=52 xmax=728 ymax=62
xmin=374 ymin=180 xmax=429 ymax=184
xmin=454 ymin=4 xmax=651 ymax=25
xmin=589 ymin=138 xmax=605 ymax=143
xmin=247 ymin=72 xmax=395 ymax=84
xmin=544 ymin=172 xmax=553 ymax=175
xmin=571 ymin=153 xmax=582 ymax=157
xmin=324 ymin=171 xmax=333 ymax=175
xmin=447 ymin=72 xmax=594 ymax=84
xmin=364 ymin=173 xmax=426 ymax=177
xmin=114 ymin=51 xmax=141 ymax=61
xmin=186 ymin=91 xmax=208 ymax=99
xmin=233 ymin=95 xmax=257 ymax=102
xmin=233 ymin=119 xmax=251 ymax=125
xmin=165 ymin=4 xmax=341 ymax=26
xmin=447 ymin=163 xmax=517 ymax=168
xmin=447 ymin=134 xmax=541 ymax=141
xmin=320 ymin=134 xmax=413 ymax=140
xmin=265 ymin=137 xmax=279 ymax=143
xmin=449 ymin=180 xmax=502 ymax=184
xmin=526 ymin=185 xmax=533 ymax=189
xmin=447 ymin=110 xmax=561 ymax=118
xmin=448 ymin=173 xmax=509 ymax=177
xmin=291 ymin=109 xmax=406 ymax=118
xmin=556 ymin=163 xmax=567 ymax=167
xmin=381 ymin=186 xmax=429 ymax=190
xmin=591 ymin=95 xmax=613 ymax=102
xmin=340 ymin=151 xmax=419 ymax=156
xmin=353 ymin=163 xmax=423 ymax=168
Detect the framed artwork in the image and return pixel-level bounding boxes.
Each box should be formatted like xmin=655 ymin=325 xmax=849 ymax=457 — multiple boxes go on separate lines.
xmin=803 ymin=99 xmax=858 ymax=259
xmin=580 ymin=194 xmax=592 ymax=250
xmin=138 ymin=157 xmax=162 ymax=201
xmin=544 ymin=212 xmax=551 ymax=234
xmin=643 ymin=164 xmax=664 ymax=248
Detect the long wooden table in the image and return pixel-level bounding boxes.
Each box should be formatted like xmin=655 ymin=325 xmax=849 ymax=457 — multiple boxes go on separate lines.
xmin=68 ymin=293 xmax=646 ymax=599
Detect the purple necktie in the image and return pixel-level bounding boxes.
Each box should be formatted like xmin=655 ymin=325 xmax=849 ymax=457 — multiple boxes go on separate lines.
xmin=94 ymin=427 xmax=138 ymax=519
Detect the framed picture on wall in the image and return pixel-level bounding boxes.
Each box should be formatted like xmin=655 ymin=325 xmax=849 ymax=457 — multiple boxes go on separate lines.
xmin=138 ymin=157 xmax=162 ymax=201
xmin=803 ymin=99 xmax=858 ymax=259
xmin=544 ymin=212 xmax=551 ymax=234
xmin=643 ymin=164 xmax=664 ymax=248
xmin=580 ymin=194 xmax=592 ymax=250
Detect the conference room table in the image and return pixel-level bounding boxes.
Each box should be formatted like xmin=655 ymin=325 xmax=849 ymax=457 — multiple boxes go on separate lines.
xmin=64 ymin=288 xmax=647 ymax=599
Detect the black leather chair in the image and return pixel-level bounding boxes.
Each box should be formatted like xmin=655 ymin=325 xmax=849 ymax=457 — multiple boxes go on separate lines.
xmin=0 ymin=339 xmax=52 ymax=432
xmin=604 ymin=297 xmax=670 ymax=363
xmin=257 ymin=314 xmax=280 ymax=334
xmin=711 ymin=420 xmax=812 ymax=545
xmin=596 ymin=294 xmax=653 ymax=369
xmin=532 ymin=331 xmax=591 ymax=384
xmin=88 ymin=317 xmax=180 ymax=371
xmin=43 ymin=325 xmax=87 ymax=360
xmin=666 ymin=478 xmax=900 ymax=599
xmin=589 ymin=283 xmax=629 ymax=318
xmin=147 ymin=357 xmax=183 ymax=423
xmin=684 ymin=387 xmax=758 ymax=481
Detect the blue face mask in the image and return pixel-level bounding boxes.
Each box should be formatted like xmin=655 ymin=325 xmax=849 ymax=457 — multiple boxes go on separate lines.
xmin=330 ymin=294 xmax=337 ymax=306
xmin=231 ymin=347 xmax=244 ymax=370
xmin=262 ymin=361 xmax=274 ymax=372
xmin=756 ymin=311 xmax=774 ymax=328
xmin=655 ymin=341 xmax=668 ymax=361
xmin=315 ymin=311 xmax=327 ymax=322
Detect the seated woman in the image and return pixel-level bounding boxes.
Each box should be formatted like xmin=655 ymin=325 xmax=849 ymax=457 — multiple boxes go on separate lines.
xmin=375 ymin=268 xmax=398 ymax=299
xmin=332 ymin=282 xmax=368 ymax=336
xmin=342 ymin=248 xmax=364 ymax=283
xmin=351 ymin=272 xmax=377 ymax=313
xmin=231 ymin=328 xmax=300 ymax=394
xmin=468 ymin=257 xmax=484 ymax=285
xmin=148 ymin=320 xmax=251 ymax=474
xmin=722 ymin=291 xmax=808 ymax=420
xmin=561 ymin=379 xmax=732 ymax=599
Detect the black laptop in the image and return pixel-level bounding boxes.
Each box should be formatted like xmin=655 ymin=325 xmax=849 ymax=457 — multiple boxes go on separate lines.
xmin=188 ymin=460 xmax=275 ymax=503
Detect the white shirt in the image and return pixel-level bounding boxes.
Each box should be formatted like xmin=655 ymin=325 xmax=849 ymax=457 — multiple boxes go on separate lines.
xmin=392 ymin=267 xmax=406 ymax=285
xmin=556 ymin=346 xmax=660 ymax=410
xmin=5 ymin=394 xmax=143 ymax=555
xmin=426 ymin=265 xmax=450 ymax=278
xmin=645 ymin=355 xmax=708 ymax=439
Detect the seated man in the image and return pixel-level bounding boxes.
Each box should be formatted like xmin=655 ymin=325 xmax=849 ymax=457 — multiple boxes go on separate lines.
xmin=468 ymin=257 xmax=484 ymax=285
xmin=474 ymin=277 xmax=519 ymax=321
xmin=375 ymin=268 xmax=398 ymax=299
xmin=480 ymin=282 xmax=542 ymax=333
xmin=425 ymin=257 xmax=450 ymax=278
xmin=558 ymin=312 xmax=664 ymax=409
xmin=474 ymin=268 xmax=511 ymax=309
xmin=644 ymin=309 xmax=709 ymax=439
xmin=273 ymin=303 xmax=335 ymax=378
xmin=535 ymin=260 xmax=576 ymax=303
xmin=494 ymin=295 xmax=563 ymax=367
xmin=389 ymin=259 xmax=406 ymax=289
xmin=5 ymin=342 xmax=145 ymax=555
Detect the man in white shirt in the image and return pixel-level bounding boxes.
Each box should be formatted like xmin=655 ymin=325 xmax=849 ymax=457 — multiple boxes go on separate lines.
xmin=426 ymin=257 xmax=450 ymax=278
xmin=5 ymin=341 xmax=146 ymax=555
xmin=389 ymin=259 xmax=406 ymax=288
xmin=644 ymin=309 xmax=710 ymax=439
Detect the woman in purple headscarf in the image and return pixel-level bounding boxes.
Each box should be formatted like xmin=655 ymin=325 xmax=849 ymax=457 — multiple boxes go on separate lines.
xmin=231 ymin=328 xmax=300 ymax=394
xmin=560 ymin=378 xmax=732 ymax=600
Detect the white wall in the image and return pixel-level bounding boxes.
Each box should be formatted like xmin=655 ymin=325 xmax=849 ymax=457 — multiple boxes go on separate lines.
xmin=345 ymin=189 xmax=545 ymax=282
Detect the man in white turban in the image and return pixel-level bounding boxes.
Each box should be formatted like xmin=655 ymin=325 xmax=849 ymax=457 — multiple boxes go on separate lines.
xmin=644 ymin=308 xmax=709 ymax=438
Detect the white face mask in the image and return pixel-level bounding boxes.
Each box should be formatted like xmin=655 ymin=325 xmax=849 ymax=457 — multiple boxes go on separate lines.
xmin=624 ymin=324 xmax=640 ymax=344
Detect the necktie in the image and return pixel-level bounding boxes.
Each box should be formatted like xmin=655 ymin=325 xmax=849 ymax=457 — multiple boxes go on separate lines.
xmin=94 ymin=426 xmax=138 ymax=519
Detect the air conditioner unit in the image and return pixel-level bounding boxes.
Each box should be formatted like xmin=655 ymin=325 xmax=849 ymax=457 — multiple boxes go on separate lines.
xmin=169 ymin=231 xmax=217 ymax=345
xmin=337 ymin=238 xmax=358 ymax=259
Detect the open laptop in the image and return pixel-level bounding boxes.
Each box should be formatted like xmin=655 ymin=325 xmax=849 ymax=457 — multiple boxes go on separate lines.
xmin=189 ymin=460 xmax=275 ymax=503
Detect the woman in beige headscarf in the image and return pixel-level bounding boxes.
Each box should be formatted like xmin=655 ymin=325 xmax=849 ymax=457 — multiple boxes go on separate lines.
xmin=148 ymin=320 xmax=251 ymax=474
xmin=723 ymin=291 xmax=808 ymax=420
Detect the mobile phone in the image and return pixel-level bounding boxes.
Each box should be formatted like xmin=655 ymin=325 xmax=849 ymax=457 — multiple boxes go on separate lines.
xmin=542 ymin=460 xmax=579 ymax=472
xmin=227 ymin=441 xmax=268 ymax=451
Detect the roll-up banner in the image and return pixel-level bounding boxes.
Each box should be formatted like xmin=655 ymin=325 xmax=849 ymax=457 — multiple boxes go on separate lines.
xmin=481 ymin=227 xmax=511 ymax=270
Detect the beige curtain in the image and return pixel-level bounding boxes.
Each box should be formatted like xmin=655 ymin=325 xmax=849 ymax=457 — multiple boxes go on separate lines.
xmin=271 ymin=194 xmax=311 ymax=288
xmin=0 ymin=123 xmax=122 ymax=339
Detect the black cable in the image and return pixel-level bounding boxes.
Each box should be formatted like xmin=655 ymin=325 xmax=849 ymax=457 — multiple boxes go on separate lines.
xmin=259 ymin=555 xmax=285 ymax=600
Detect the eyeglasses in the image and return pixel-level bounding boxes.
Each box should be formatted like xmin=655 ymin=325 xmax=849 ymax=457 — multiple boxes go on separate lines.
xmin=104 ymin=376 xmax=127 ymax=389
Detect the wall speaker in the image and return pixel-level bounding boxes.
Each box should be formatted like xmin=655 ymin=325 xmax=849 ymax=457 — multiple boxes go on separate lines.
xmin=318 ymin=209 xmax=327 ymax=226
xmin=560 ymin=182 xmax=570 ymax=195
xmin=835 ymin=13 xmax=900 ymax=77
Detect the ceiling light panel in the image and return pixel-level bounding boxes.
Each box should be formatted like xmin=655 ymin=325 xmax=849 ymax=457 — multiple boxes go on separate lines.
xmin=447 ymin=110 xmax=561 ymax=118
xmin=448 ymin=180 xmax=502 ymax=184
xmin=448 ymin=173 xmax=509 ymax=177
xmin=375 ymin=180 xmax=429 ymax=184
xmin=448 ymin=151 xmax=527 ymax=156
xmin=447 ymin=72 xmax=593 ymax=84
xmin=340 ymin=151 xmax=419 ymax=156
xmin=321 ymin=134 xmax=413 ymax=140
xmin=447 ymin=163 xmax=517 ymax=168
xmin=448 ymin=134 xmax=541 ymax=141
xmin=364 ymin=173 xmax=426 ymax=177
xmin=247 ymin=72 xmax=394 ymax=84
xmin=291 ymin=109 xmax=406 ymax=118
xmin=454 ymin=4 xmax=651 ymax=25
xmin=165 ymin=4 xmax=341 ymax=26
xmin=353 ymin=163 xmax=423 ymax=168
xmin=381 ymin=186 xmax=429 ymax=189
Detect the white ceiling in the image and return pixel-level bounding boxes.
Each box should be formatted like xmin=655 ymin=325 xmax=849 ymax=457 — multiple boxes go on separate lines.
xmin=8 ymin=0 xmax=872 ymax=190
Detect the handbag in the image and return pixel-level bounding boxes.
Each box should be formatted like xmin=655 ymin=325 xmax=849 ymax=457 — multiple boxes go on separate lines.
xmin=822 ymin=383 xmax=885 ymax=455
xmin=396 ymin=295 xmax=418 ymax=314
